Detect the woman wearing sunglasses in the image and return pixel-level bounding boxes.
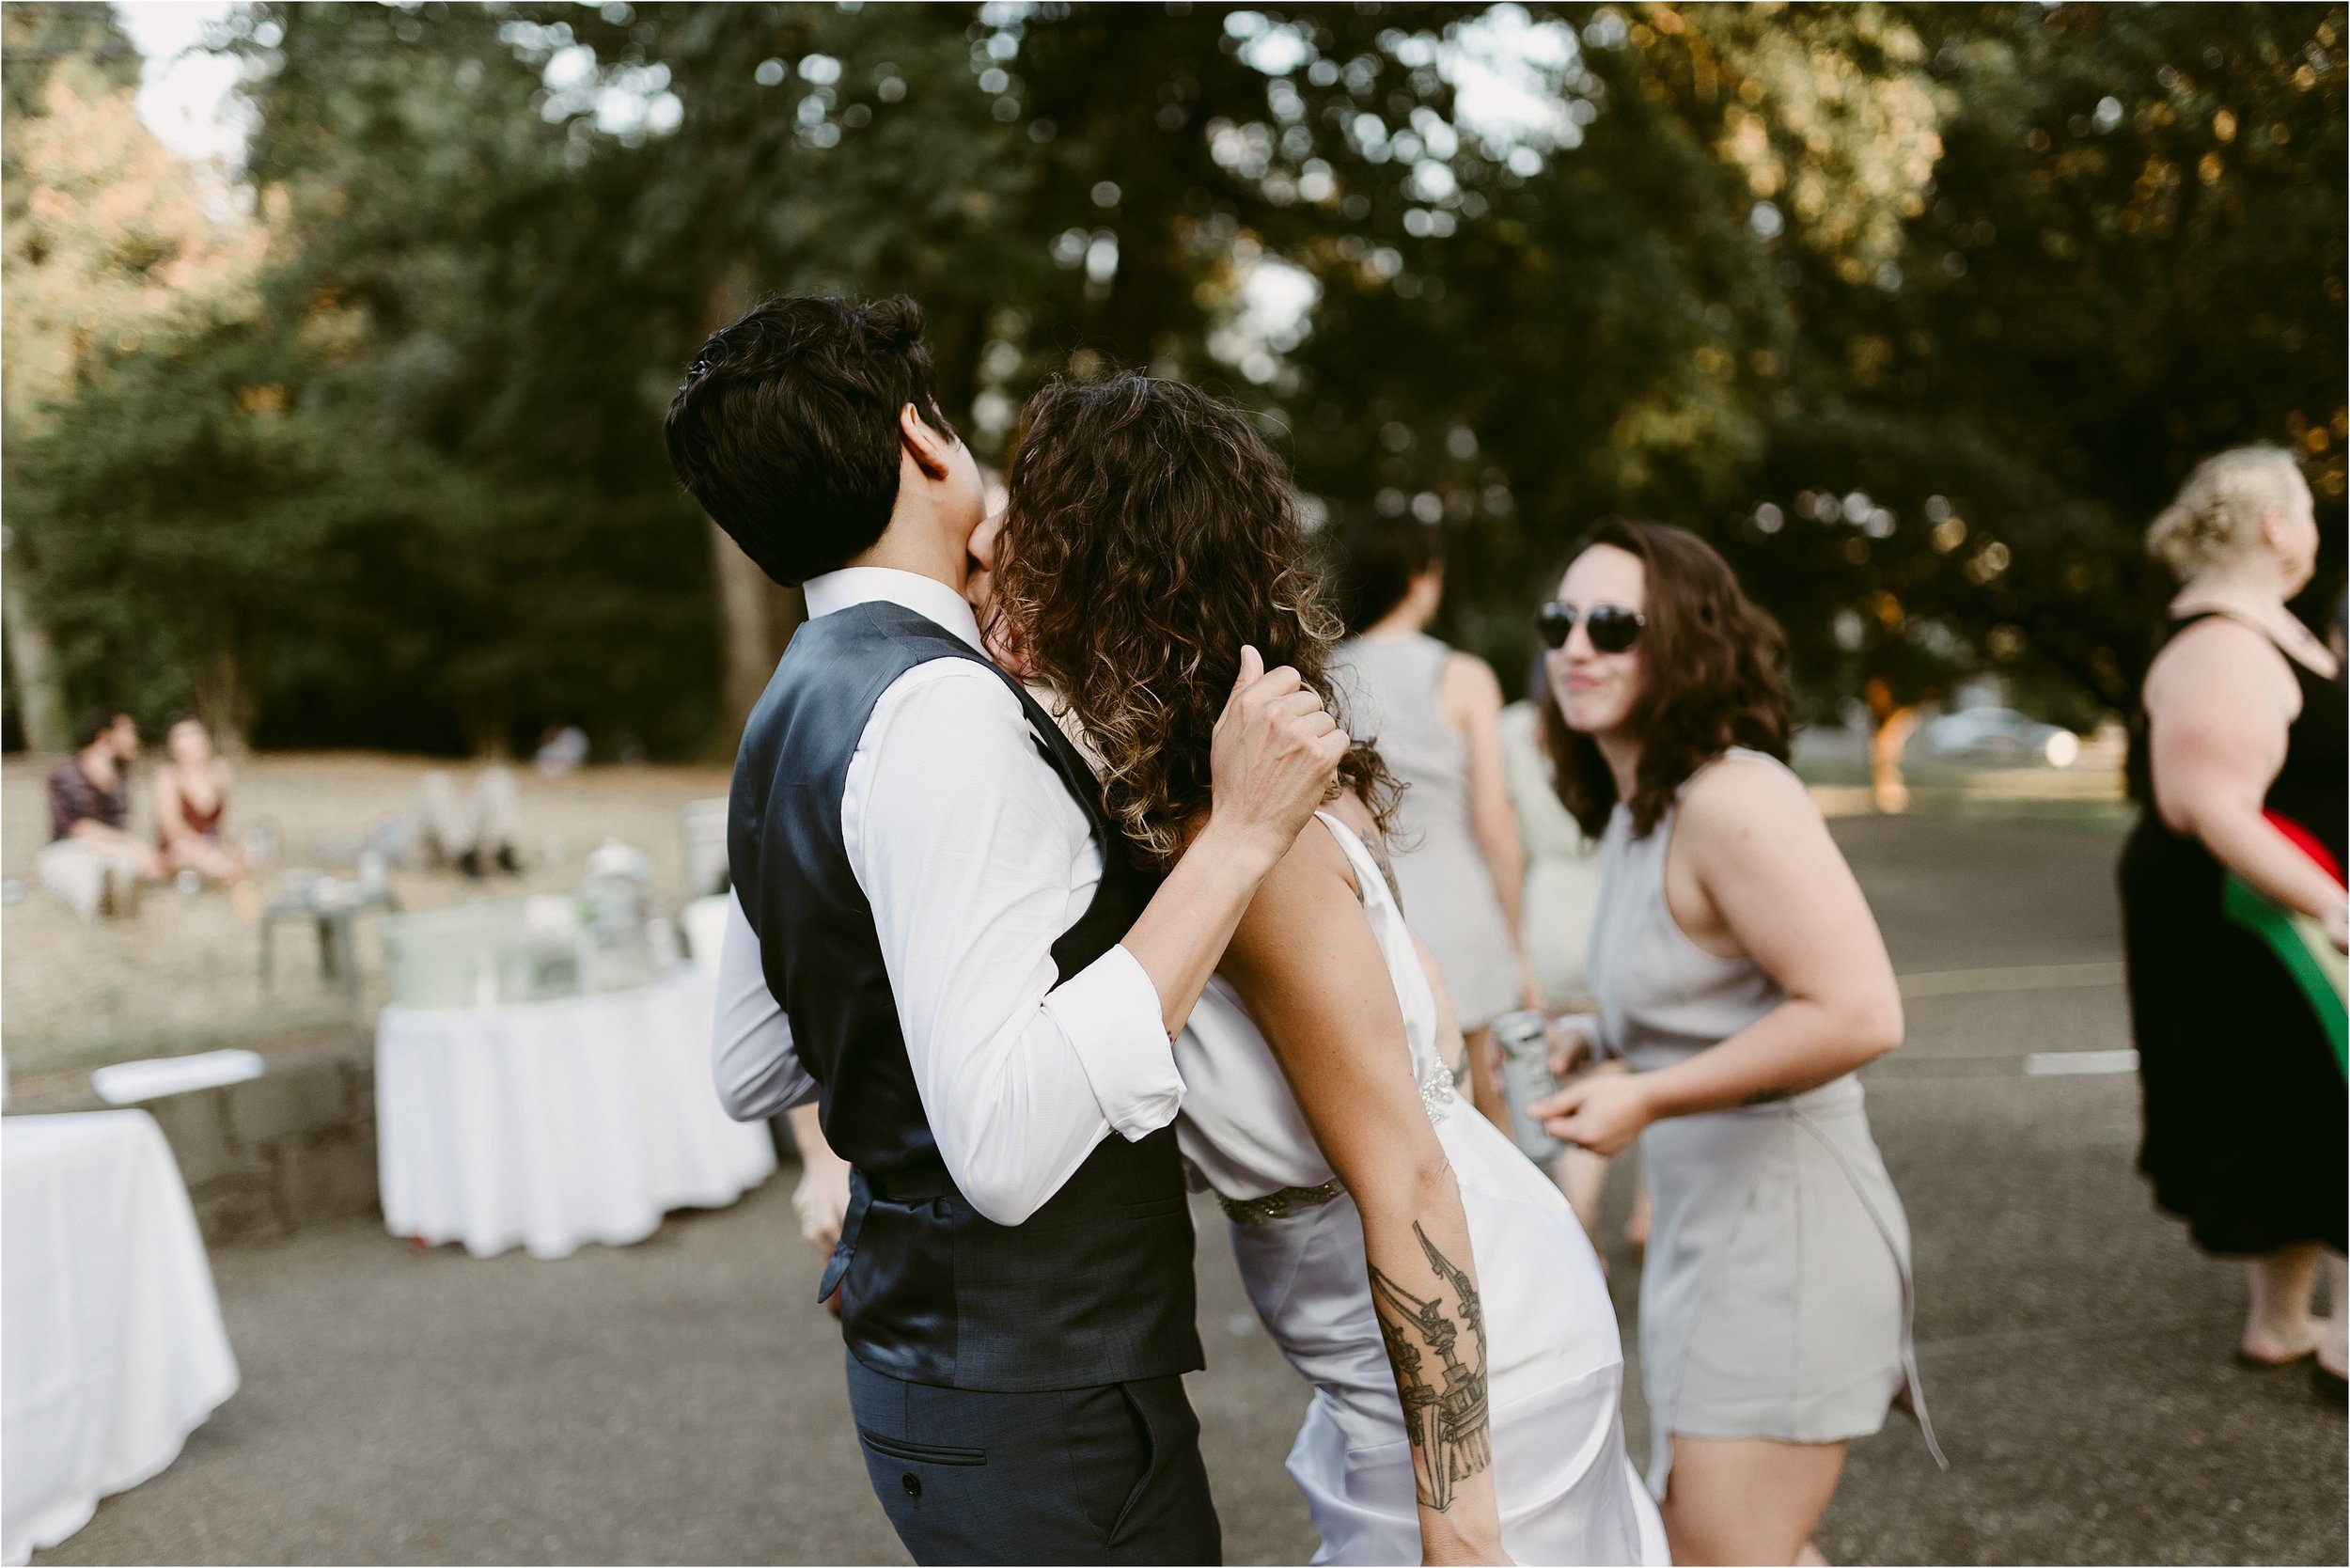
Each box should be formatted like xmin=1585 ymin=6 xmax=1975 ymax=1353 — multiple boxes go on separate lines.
xmin=1527 ymin=519 xmax=1941 ymax=1565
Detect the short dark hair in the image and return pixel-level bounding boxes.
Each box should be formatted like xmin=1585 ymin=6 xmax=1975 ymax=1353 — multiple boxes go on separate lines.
xmin=663 ymin=294 xmax=957 ymax=587
xmin=1537 ymin=519 xmax=1791 ymax=839
xmin=1331 ymin=509 xmax=1444 ymax=635
xmin=71 ymin=710 xmax=118 ymax=750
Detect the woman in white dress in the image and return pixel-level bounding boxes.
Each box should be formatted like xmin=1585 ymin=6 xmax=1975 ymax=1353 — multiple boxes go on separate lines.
xmin=980 ymin=373 xmax=1664 ymax=1566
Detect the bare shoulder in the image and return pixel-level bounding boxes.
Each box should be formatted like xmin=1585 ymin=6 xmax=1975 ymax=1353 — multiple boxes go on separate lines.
xmin=2146 ymin=615 xmax=2292 ymax=704
xmin=1439 ymin=650 xmax=1504 ymax=713
xmin=1240 ymin=806 xmax=1360 ymax=924
xmin=1225 ymin=808 xmax=1371 ymax=987
xmin=1675 ymin=752 xmax=1823 ymax=857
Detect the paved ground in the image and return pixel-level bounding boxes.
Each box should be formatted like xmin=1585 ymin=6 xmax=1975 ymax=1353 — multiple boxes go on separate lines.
xmin=36 ymin=813 xmax=2348 ymax=1565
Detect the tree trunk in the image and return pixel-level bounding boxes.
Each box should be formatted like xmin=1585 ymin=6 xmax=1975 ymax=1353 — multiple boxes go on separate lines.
xmin=1 ymin=529 xmax=68 ymax=753
xmin=929 ymin=296 xmax=990 ymax=433
xmin=192 ymin=631 xmax=253 ymax=759
xmin=711 ymin=517 xmax=782 ymax=754
xmin=2 ymin=399 xmax=69 ymax=751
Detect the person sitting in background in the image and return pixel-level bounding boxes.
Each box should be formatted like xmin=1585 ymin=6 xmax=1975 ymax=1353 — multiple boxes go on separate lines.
xmin=533 ymin=725 xmax=589 ymax=777
xmin=1327 ymin=510 xmax=1541 ymax=1130
xmin=154 ymin=713 xmax=258 ymax=916
xmin=417 ymin=766 xmax=523 ymax=878
xmin=37 ymin=710 xmax=163 ymax=918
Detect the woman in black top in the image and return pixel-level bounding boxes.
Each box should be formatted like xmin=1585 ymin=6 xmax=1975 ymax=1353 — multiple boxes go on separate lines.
xmin=2122 ymin=446 xmax=2346 ymax=1386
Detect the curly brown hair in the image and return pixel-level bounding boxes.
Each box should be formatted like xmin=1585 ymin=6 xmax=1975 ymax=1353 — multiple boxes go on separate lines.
xmin=1538 ymin=519 xmax=1792 ymax=839
xmin=995 ymin=373 xmax=1397 ymax=869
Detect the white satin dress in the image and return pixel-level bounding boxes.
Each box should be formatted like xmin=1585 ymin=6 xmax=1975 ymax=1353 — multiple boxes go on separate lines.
xmin=1175 ymin=814 xmax=1668 ymax=1566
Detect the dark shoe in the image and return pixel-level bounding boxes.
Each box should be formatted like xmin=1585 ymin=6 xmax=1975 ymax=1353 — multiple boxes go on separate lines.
xmin=2318 ymin=1360 xmax=2348 ymax=1400
xmin=494 ymin=844 xmax=523 ymax=876
xmin=455 ymin=848 xmax=484 ymax=881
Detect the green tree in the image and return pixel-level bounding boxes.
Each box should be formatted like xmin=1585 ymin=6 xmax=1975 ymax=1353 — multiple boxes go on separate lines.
xmin=9 ymin=2 xmax=2339 ymax=758
xmin=5 ymin=3 xmax=270 ymax=744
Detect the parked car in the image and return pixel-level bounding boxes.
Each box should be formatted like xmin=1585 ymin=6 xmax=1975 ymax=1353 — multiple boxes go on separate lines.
xmin=1915 ymin=706 xmax=2082 ymax=767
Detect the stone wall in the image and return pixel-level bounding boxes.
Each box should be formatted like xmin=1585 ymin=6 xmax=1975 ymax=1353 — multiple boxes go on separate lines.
xmin=12 ymin=1032 xmax=382 ymax=1245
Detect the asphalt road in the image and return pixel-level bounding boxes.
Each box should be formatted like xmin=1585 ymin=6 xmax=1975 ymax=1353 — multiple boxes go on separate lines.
xmin=37 ymin=813 xmax=2348 ymax=1565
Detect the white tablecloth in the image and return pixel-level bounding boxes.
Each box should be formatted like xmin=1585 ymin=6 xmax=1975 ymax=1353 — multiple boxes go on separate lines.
xmin=3 ymin=1111 xmax=240 ymax=1567
xmin=376 ymin=968 xmax=776 ymax=1260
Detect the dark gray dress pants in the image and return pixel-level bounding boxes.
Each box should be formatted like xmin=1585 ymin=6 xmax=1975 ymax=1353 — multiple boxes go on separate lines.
xmin=844 ymin=1351 xmax=1221 ymax=1565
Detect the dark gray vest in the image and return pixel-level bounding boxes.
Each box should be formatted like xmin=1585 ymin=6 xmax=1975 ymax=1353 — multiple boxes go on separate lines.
xmin=728 ymin=598 xmax=1203 ymax=1391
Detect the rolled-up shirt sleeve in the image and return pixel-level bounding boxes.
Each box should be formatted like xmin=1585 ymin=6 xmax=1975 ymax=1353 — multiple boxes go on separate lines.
xmin=1043 ymin=942 xmax=1184 ymax=1140
xmin=848 ymin=661 xmax=1183 ymax=1227
xmin=712 ymin=891 xmax=818 ymax=1121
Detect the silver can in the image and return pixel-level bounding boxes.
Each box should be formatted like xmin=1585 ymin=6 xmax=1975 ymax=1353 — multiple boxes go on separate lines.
xmin=1489 ymin=1009 xmax=1563 ymax=1164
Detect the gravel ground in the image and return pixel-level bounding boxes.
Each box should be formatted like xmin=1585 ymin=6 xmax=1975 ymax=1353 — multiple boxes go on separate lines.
xmin=2 ymin=754 xmax=733 ymax=1079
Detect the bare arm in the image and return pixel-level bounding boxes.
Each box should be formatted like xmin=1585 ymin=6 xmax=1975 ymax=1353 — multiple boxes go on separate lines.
xmin=152 ymin=771 xmax=197 ymax=852
xmin=1221 ymin=818 xmax=1505 ymax=1566
xmin=786 ymin=1102 xmax=854 ymax=1255
xmin=1535 ymin=758 xmax=1903 ymax=1154
xmin=2147 ymin=620 xmax=2344 ymax=934
xmin=1443 ymin=655 xmax=1527 ymax=939
xmin=1122 ymin=647 xmax=1354 ymax=1037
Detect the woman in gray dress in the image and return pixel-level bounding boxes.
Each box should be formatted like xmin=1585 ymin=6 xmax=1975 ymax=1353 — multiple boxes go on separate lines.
xmin=1528 ymin=520 xmax=1941 ymax=1565
xmin=1329 ymin=511 xmax=1541 ymax=1126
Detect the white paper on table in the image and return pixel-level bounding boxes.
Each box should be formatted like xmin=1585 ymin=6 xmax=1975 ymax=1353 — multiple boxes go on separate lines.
xmin=90 ymin=1051 xmax=266 ymax=1106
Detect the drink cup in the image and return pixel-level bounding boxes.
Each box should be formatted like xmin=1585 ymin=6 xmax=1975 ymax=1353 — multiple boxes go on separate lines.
xmin=1490 ymin=1009 xmax=1563 ymax=1164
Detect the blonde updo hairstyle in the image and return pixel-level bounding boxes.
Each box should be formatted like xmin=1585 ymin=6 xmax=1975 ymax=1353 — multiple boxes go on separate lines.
xmin=2146 ymin=445 xmax=2309 ymax=581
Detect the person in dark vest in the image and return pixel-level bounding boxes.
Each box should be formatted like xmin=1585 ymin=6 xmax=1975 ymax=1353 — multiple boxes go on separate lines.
xmin=664 ymin=295 xmax=1348 ymax=1565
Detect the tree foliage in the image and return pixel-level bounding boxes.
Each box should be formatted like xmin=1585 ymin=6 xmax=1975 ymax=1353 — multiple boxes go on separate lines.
xmin=5 ymin=1 xmax=2342 ymax=754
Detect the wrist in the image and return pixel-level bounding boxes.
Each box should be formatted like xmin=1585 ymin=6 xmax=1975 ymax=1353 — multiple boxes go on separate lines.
xmin=1623 ymin=1068 xmax=1668 ymax=1127
xmin=1420 ymin=1518 xmax=1505 ymax=1564
xmin=1195 ymin=810 xmax=1287 ymax=878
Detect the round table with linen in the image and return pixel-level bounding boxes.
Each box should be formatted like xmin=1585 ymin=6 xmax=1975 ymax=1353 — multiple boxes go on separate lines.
xmin=375 ymin=966 xmax=777 ymax=1260
xmin=3 ymin=1110 xmax=240 ymax=1566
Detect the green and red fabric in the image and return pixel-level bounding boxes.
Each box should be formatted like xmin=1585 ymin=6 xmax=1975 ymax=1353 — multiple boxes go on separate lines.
xmin=2221 ymin=810 xmax=2347 ymax=1077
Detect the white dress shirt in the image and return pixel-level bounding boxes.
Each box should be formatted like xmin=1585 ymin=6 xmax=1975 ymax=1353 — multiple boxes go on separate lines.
xmin=712 ymin=567 xmax=1184 ymax=1226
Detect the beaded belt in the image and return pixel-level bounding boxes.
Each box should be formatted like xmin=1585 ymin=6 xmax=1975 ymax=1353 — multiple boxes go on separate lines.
xmin=1215 ymin=1062 xmax=1459 ymax=1225
xmin=1418 ymin=1060 xmax=1457 ymax=1121
xmin=1215 ymin=1178 xmax=1344 ymax=1224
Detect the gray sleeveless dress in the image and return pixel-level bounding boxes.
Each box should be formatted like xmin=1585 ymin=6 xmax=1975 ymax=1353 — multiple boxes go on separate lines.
xmin=1585 ymin=749 xmax=1941 ymax=1496
xmin=1329 ymin=633 xmax=1524 ymax=1030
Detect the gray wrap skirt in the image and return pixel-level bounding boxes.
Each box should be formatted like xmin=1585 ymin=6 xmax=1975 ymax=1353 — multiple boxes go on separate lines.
xmin=1633 ymin=1073 xmax=1943 ymax=1495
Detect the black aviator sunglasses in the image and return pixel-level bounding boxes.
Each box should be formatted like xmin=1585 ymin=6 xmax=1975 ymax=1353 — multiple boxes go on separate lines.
xmin=1535 ymin=601 xmax=1645 ymax=653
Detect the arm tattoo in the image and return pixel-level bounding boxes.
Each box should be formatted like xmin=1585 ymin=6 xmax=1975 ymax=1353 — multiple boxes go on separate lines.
xmin=1367 ymin=1222 xmax=1492 ymax=1512
xmin=1741 ymin=1085 xmax=1793 ymax=1106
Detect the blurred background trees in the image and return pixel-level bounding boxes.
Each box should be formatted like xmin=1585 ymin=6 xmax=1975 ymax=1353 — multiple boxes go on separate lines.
xmin=4 ymin=1 xmax=2342 ymax=758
